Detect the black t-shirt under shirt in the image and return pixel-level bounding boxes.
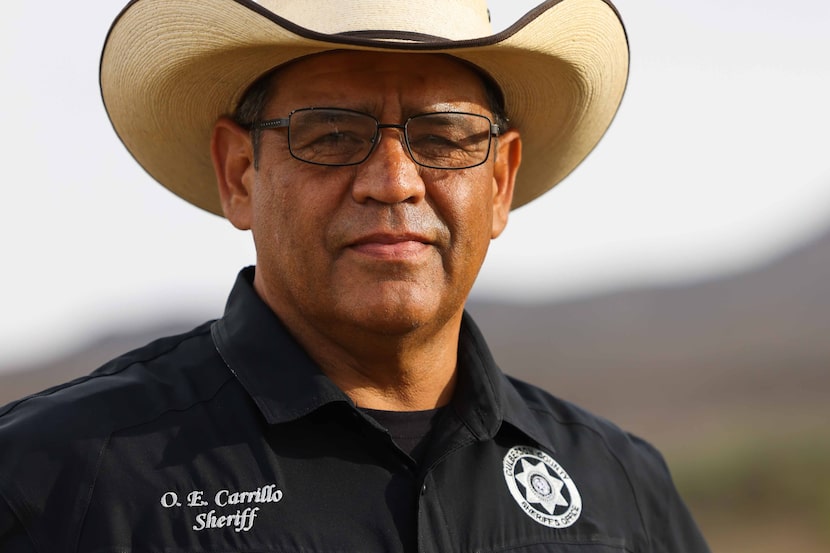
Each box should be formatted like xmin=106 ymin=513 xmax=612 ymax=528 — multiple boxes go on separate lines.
xmin=360 ymin=407 xmax=447 ymax=465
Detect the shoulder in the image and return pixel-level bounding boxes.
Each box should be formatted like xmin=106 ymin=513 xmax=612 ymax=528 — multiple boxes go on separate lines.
xmin=0 ymin=321 xmax=239 ymax=550
xmin=506 ymin=374 xmax=675 ymax=491
xmin=505 ymin=375 xmax=709 ymax=550
xmin=507 ymin=374 xmax=660 ymax=461
xmin=0 ymin=320 xmax=232 ymax=498
xmin=0 ymin=320 xmax=227 ymax=431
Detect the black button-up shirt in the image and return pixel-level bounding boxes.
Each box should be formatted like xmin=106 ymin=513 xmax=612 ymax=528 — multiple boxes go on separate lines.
xmin=0 ymin=268 xmax=709 ymax=552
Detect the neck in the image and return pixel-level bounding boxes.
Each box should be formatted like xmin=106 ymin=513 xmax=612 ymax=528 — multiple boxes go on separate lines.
xmin=293 ymin=315 xmax=462 ymax=411
xmin=256 ymin=282 xmax=462 ymax=412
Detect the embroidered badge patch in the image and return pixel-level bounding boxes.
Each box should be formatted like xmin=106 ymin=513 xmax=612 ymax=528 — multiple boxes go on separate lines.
xmin=503 ymin=445 xmax=582 ymax=528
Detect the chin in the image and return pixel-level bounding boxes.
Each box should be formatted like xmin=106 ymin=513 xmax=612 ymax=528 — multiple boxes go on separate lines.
xmin=337 ymin=293 xmax=455 ymax=337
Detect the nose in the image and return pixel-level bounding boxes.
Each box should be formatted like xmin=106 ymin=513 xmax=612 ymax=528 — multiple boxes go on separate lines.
xmin=350 ymin=128 xmax=426 ymax=205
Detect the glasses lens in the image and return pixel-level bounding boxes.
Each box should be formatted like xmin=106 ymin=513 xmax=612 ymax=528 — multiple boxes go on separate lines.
xmin=288 ymin=109 xmax=376 ymax=166
xmin=405 ymin=113 xmax=492 ymax=169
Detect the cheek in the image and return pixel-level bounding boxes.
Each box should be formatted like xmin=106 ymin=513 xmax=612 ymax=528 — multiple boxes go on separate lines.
xmin=448 ymin=170 xmax=494 ymax=227
xmin=250 ymin=165 xmax=346 ymax=261
xmin=431 ymin=170 xmax=495 ymax=262
xmin=249 ymin=168 xmax=308 ymax=264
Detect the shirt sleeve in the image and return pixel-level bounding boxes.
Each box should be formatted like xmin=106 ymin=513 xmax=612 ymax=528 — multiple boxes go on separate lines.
xmin=0 ymin=499 xmax=37 ymax=553
xmin=629 ymin=435 xmax=711 ymax=553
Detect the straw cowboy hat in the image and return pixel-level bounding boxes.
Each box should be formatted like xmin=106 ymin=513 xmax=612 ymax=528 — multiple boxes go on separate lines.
xmin=100 ymin=0 xmax=629 ymax=216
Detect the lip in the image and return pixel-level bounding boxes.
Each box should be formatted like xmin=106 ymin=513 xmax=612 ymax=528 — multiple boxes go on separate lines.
xmin=346 ymin=232 xmax=433 ymax=261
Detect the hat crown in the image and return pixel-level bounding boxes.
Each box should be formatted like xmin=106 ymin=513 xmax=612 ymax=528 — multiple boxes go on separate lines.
xmin=259 ymin=0 xmax=493 ymax=40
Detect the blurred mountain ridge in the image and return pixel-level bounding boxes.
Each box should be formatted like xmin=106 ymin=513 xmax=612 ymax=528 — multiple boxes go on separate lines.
xmin=468 ymin=218 xmax=830 ymax=445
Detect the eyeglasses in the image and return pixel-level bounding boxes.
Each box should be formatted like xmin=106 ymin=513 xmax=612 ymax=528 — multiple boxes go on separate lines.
xmin=252 ymin=107 xmax=500 ymax=170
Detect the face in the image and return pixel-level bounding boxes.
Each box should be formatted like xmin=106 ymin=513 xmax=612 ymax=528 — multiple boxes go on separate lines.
xmin=214 ymin=51 xmax=521 ymax=342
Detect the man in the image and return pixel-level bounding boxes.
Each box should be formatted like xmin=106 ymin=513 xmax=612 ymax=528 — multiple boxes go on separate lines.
xmin=0 ymin=0 xmax=710 ymax=552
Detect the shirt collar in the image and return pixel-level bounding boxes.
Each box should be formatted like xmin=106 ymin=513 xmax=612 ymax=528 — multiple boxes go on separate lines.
xmin=211 ymin=267 xmax=353 ymax=424
xmin=211 ymin=267 xmax=554 ymax=452
xmin=454 ymin=311 xmax=556 ymax=452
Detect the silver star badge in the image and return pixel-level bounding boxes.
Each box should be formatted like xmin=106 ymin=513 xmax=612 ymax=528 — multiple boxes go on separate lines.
xmin=514 ymin=458 xmax=569 ymax=514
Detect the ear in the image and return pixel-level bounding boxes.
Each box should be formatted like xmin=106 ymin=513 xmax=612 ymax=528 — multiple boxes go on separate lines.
xmin=490 ymin=129 xmax=521 ymax=239
xmin=211 ymin=116 xmax=256 ymax=230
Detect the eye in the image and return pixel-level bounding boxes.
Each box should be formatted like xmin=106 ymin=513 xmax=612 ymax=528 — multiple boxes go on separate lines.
xmin=409 ymin=132 xmax=461 ymax=149
xmin=406 ymin=113 xmax=490 ymax=156
xmin=312 ymin=130 xmax=364 ymax=147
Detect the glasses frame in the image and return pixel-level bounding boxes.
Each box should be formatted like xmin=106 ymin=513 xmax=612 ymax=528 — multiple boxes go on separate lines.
xmin=252 ymin=107 xmax=501 ymax=170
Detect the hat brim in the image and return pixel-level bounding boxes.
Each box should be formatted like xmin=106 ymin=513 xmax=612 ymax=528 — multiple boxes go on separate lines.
xmin=100 ymin=0 xmax=629 ymax=216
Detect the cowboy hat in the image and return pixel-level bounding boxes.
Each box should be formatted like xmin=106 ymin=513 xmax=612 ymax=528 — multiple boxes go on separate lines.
xmin=100 ymin=0 xmax=629 ymax=215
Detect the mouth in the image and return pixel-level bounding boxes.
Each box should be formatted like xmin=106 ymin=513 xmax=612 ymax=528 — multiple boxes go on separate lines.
xmin=346 ymin=232 xmax=433 ymax=261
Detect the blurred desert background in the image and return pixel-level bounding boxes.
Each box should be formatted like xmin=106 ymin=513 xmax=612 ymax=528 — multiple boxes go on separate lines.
xmin=3 ymin=219 xmax=829 ymax=551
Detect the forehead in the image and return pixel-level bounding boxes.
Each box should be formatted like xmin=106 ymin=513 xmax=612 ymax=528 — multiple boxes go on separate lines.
xmin=266 ymin=51 xmax=491 ymax=111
